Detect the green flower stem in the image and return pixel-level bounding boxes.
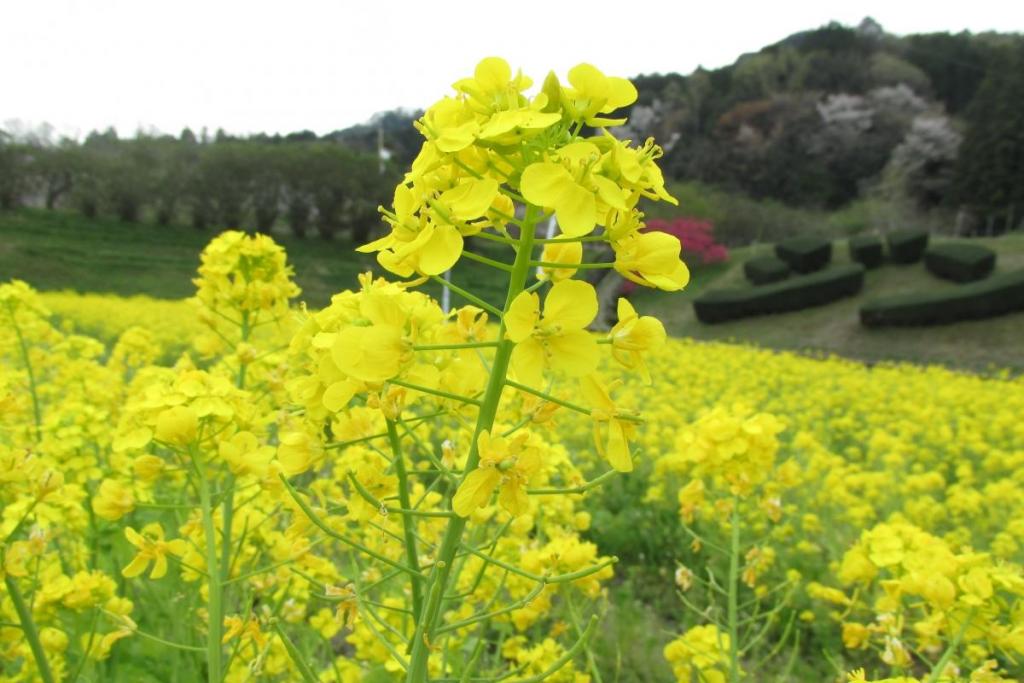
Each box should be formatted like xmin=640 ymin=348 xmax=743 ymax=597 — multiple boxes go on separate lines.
xmin=460 ymin=250 xmax=513 ymax=272
xmin=193 ymin=451 xmax=223 ymax=683
xmin=273 ymin=622 xmax=319 ymax=683
xmin=4 ymin=575 xmax=55 ymax=683
xmin=514 ymin=615 xmax=599 ymax=683
xmin=728 ymin=498 xmax=742 ymax=683
xmin=437 ymin=581 xmax=544 ymax=635
xmin=504 ymin=379 xmax=644 ymax=423
xmin=527 ymin=470 xmax=617 ymax=495
xmin=927 ymin=608 xmax=977 ymax=683
xmin=348 ymin=473 xmax=455 ymax=518
xmin=388 ymin=379 xmax=483 ymax=407
xmin=460 ymin=544 xmax=617 ymax=585
xmin=8 ymin=310 xmax=42 ymax=442
xmin=534 ymin=234 xmax=607 ymax=244
xmin=529 ymin=260 xmax=615 ymax=270
xmin=388 ymin=419 xmax=424 ymax=621
xmin=413 ymin=341 xmax=500 ymax=351
xmin=324 ymin=411 xmax=446 ymax=450
xmin=280 ymin=475 xmax=426 ymax=581
xmin=427 ymin=275 xmax=503 ymax=317
xmin=404 ymin=207 xmax=540 ymax=683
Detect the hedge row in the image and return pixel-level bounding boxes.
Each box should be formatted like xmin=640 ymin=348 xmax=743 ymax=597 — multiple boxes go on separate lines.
xmin=775 ymin=236 xmax=832 ymax=273
xmin=924 ymin=243 xmax=996 ymax=283
xmin=849 ymin=235 xmax=884 ymax=268
xmin=694 ymin=264 xmax=865 ymax=324
xmin=744 ymin=256 xmax=791 ymax=285
xmin=860 ymin=269 xmax=1024 ymax=327
xmin=887 ymin=228 xmax=930 ymax=264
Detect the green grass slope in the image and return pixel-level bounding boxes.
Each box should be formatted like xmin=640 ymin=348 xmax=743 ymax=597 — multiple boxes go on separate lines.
xmin=0 ymin=208 xmax=506 ymax=309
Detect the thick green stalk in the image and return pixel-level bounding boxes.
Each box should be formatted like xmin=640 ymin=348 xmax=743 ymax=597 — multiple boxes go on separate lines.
xmin=404 ymin=211 xmax=538 ymax=682
xmin=5 ymin=575 xmax=55 ymax=683
xmin=9 ymin=312 xmax=42 ymax=442
xmin=727 ymin=499 xmax=741 ymax=683
xmin=389 ymin=419 xmax=423 ymax=620
xmin=926 ymin=608 xmax=976 ymax=683
xmin=195 ymin=456 xmax=223 ymax=682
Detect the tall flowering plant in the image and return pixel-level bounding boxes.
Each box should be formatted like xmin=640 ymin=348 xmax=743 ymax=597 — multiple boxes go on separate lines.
xmin=283 ymin=57 xmax=687 ymax=681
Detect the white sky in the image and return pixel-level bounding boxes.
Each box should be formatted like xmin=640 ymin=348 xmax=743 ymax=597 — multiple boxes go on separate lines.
xmin=3 ymin=0 xmax=1021 ymax=139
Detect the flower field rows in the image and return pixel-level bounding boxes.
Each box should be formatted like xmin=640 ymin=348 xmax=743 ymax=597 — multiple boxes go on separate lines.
xmin=3 ymin=273 xmax=1023 ymax=682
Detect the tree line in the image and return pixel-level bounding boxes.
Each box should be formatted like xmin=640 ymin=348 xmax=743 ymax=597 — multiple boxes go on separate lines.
xmin=0 ymin=126 xmax=404 ymax=241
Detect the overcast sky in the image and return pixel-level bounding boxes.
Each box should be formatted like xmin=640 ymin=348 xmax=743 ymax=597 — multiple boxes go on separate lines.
xmin=4 ymin=0 xmax=1021 ymax=139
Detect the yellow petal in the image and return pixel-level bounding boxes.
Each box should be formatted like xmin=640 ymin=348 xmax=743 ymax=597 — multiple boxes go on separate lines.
xmin=520 ymin=162 xmax=574 ymax=208
xmin=436 ymin=120 xmax=479 ymax=153
xmin=543 ymin=280 xmax=597 ymax=330
xmin=498 ymin=482 xmax=530 ymax=517
xmin=452 ymin=468 xmax=501 ymax=517
xmin=591 ymin=175 xmax=628 ymax=211
xmin=579 ymin=374 xmax=614 ymax=412
xmin=505 ymin=291 xmax=539 ymax=343
xmin=122 ymin=554 xmax=149 ymax=579
xmin=605 ymin=77 xmax=638 ymax=111
xmin=510 ymin=338 xmax=545 ymax=388
xmin=547 ymin=330 xmax=599 ymax=377
xmin=568 ymin=63 xmax=609 ymax=100
xmin=323 ymin=380 xmax=358 ymax=412
xmin=124 ymin=527 xmax=145 ymax=549
xmin=538 ymin=242 xmax=582 ymax=282
xmin=440 ymin=178 xmax=499 ymax=221
xmin=616 ymin=297 xmax=637 ymax=323
xmin=150 ymin=554 xmax=169 ymax=580
xmin=418 ymin=224 xmax=463 ymax=275
xmin=554 ymin=183 xmax=597 ymax=237
xmin=606 ymin=422 xmax=634 ymax=472
xmin=474 ymin=57 xmax=512 ymax=92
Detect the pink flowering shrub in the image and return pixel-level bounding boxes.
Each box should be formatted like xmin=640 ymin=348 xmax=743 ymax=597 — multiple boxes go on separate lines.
xmin=620 ymin=218 xmax=729 ymax=296
xmin=646 ymin=218 xmax=729 ymax=266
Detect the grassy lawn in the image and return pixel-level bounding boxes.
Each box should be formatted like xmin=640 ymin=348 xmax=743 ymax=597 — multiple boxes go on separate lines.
xmin=0 ymin=208 xmax=508 ymax=309
xmin=632 ymin=233 xmax=1024 ymax=371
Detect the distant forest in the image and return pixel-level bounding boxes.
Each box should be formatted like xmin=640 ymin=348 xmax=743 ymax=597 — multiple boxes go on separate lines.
xmin=2 ymin=18 xmax=1022 ymax=240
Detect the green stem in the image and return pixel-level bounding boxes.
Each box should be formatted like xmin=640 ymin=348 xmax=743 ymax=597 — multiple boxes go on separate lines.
xmin=272 ymin=622 xmax=319 ymax=683
xmin=193 ymin=451 xmax=223 ymax=682
xmin=926 ymin=609 xmax=977 ymax=683
xmin=388 ymin=379 xmax=483 ymax=407
xmin=404 ymin=207 xmax=539 ymax=683
xmin=388 ymin=420 xmax=424 ymax=621
xmin=9 ymin=310 xmax=43 ymax=442
xmin=413 ymin=341 xmax=499 ymax=351
xmin=461 ymin=250 xmax=513 ymax=272
xmin=4 ymin=575 xmax=55 ymax=683
xmin=527 ymin=470 xmax=617 ymax=495
xmin=428 ymin=275 xmax=503 ymax=317
xmin=727 ymin=498 xmax=741 ymax=683
xmin=529 ymin=260 xmax=615 ymax=270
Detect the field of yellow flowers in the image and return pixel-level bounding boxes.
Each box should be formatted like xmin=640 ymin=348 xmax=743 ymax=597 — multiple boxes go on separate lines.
xmin=4 ymin=57 xmax=1024 ymax=683
xmin=5 ymin=262 xmax=1023 ymax=682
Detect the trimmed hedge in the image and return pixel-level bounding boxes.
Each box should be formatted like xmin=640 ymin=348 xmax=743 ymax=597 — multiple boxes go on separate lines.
xmin=849 ymin=235 xmax=884 ymax=268
xmin=886 ymin=229 xmax=929 ymax=264
xmin=775 ymin=236 xmax=832 ymax=273
xmin=694 ymin=264 xmax=865 ymax=324
xmin=744 ymin=256 xmax=791 ymax=285
xmin=860 ymin=269 xmax=1024 ymax=327
xmin=924 ymin=242 xmax=996 ymax=283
